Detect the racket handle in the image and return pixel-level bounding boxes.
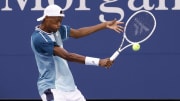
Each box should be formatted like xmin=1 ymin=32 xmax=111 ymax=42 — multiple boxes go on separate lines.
xmin=110 ymin=51 xmax=119 ymax=61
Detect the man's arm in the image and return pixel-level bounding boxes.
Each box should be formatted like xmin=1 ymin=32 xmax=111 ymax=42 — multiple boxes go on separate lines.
xmin=69 ymin=19 xmax=124 ymax=38
xmin=53 ymin=46 xmax=112 ymax=68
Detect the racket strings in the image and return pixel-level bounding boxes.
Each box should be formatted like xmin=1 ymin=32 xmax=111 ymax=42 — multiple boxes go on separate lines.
xmin=125 ymin=11 xmax=156 ymax=43
xmin=133 ymin=18 xmax=150 ymax=36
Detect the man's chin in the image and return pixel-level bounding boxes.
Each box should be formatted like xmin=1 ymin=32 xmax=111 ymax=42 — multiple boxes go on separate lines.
xmin=53 ymin=30 xmax=58 ymax=33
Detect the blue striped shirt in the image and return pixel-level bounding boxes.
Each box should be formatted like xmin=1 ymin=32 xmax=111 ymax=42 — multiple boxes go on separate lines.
xmin=31 ymin=25 xmax=76 ymax=95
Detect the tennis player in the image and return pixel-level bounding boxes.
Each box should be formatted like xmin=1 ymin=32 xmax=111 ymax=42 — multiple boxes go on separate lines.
xmin=31 ymin=4 xmax=124 ymax=101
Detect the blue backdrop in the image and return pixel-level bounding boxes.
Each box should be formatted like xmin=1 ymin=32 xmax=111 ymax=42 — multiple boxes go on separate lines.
xmin=0 ymin=0 xmax=180 ymax=99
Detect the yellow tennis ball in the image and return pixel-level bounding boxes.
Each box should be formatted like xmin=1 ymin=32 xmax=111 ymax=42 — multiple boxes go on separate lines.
xmin=132 ymin=43 xmax=140 ymax=51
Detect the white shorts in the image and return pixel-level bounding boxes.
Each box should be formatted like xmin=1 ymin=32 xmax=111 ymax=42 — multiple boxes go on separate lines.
xmin=41 ymin=88 xmax=86 ymax=101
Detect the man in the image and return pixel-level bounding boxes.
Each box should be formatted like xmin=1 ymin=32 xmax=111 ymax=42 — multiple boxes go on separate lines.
xmin=31 ymin=4 xmax=123 ymax=101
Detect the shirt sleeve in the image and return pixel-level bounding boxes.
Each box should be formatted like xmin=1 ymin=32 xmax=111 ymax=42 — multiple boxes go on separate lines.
xmin=32 ymin=34 xmax=54 ymax=56
xmin=59 ymin=25 xmax=71 ymax=41
xmin=39 ymin=41 xmax=54 ymax=56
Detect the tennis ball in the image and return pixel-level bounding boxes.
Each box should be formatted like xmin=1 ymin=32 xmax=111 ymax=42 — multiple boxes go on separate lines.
xmin=132 ymin=43 xmax=140 ymax=51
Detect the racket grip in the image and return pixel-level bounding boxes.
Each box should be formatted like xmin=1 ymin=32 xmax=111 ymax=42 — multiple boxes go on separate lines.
xmin=110 ymin=51 xmax=119 ymax=61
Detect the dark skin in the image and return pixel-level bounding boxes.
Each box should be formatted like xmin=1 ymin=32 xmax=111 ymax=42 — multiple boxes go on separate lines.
xmin=39 ymin=16 xmax=124 ymax=68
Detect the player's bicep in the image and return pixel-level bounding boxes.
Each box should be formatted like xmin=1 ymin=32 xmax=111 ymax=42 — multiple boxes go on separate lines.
xmin=69 ymin=28 xmax=80 ymax=38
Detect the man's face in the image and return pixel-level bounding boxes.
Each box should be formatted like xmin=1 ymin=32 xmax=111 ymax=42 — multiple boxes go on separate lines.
xmin=44 ymin=16 xmax=63 ymax=33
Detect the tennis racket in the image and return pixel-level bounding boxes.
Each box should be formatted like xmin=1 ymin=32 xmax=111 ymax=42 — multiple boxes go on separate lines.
xmin=110 ymin=10 xmax=156 ymax=61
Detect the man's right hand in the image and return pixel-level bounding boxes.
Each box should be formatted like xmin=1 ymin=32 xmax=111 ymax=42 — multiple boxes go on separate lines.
xmin=99 ymin=58 xmax=114 ymax=69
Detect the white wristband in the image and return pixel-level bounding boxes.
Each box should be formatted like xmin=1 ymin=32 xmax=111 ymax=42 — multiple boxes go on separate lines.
xmin=85 ymin=56 xmax=100 ymax=66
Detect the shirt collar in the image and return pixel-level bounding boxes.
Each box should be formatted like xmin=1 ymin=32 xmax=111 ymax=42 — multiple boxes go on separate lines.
xmin=35 ymin=25 xmax=54 ymax=35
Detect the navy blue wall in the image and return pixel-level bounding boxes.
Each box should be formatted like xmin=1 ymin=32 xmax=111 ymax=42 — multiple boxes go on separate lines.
xmin=0 ymin=0 xmax=180 ymax=99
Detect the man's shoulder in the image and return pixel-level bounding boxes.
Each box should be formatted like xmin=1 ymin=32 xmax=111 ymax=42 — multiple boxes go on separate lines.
xmin=31 ymin=31 xmax=48 ymax=44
